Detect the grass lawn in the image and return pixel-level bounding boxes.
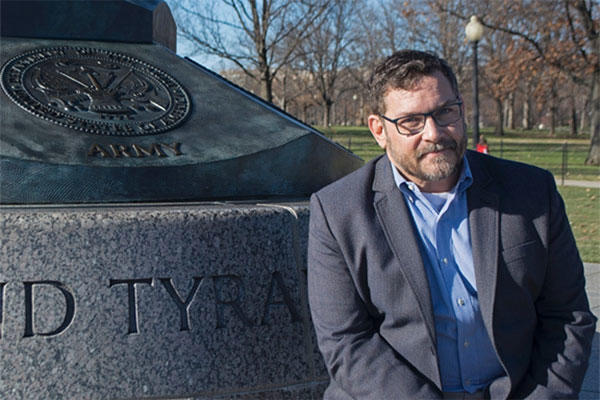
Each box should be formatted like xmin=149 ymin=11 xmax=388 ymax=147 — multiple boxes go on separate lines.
xmin=559 ymin=186 xmax=600 ymax=264
xmin=316 ymin=125 xmax=600 ymax=263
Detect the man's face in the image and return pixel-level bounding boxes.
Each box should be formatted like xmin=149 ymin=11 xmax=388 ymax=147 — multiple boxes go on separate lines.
xmin=368 ymin=71 xmax=467 ymax=193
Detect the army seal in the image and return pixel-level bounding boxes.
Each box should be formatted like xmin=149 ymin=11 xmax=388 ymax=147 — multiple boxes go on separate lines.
xmin=1 ymin=46 xmax=191 ymax=136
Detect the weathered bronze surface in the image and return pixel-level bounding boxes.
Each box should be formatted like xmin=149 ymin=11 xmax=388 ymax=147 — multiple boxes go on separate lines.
xmin=0 ymin=1 xmax=362 ymax=204
xmin=1 ymin=46 xmax=190 ymax=136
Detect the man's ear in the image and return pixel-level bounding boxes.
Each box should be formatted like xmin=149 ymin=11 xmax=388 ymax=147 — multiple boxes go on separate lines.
xmin=368 ymin=114 xmax=387 ymax=149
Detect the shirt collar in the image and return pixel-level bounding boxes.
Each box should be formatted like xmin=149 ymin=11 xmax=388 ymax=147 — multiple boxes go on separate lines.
xmin=390 ymin=155 xmax=473 ymax=194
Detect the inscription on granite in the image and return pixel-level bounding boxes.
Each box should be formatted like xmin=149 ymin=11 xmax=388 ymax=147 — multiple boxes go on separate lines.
xmin=0 ymin=282 xmax=4 ymax=339
xmin=87 ymin=142 xmax=183 ymax=158
xmin=1 ymin=46 xmax=191 ymax=136
xmin=0 ymin=272 xmax=301 ymax=339
xmin=23 ymin=281 xmax=75 ymax=338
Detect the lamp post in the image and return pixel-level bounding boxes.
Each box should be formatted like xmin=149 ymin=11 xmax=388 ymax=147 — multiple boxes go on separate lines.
xmin=465 ymin=15 xmax=484 ymax=149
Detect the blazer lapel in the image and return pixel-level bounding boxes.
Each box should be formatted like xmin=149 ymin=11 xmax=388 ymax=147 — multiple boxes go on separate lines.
xmin=466 ymin=153 xmax=500 ymax=334
xmin=370 ymin=153 xmax=502 ymax=391
xmin=371 ymin=156 xmax=437 ymax=351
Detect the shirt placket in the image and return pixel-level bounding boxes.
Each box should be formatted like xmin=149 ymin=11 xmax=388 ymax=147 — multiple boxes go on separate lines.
xmin=443 ymin=205 xmax=481 ymax=391
xmin=405 ymin=183 xmax=476 ymax=391
xmin=435 ymin=194 xmax=479 ymax=391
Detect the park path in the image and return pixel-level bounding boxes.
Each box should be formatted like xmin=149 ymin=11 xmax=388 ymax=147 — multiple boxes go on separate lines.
xmin=556 ymin=179 xmax=600 ymax=189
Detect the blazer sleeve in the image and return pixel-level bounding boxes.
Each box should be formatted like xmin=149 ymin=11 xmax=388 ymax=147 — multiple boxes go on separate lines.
xmin=511 ymin=176 xmax=597 ymax=399
xmin=307 ymin=192 xmax=440 ymax=399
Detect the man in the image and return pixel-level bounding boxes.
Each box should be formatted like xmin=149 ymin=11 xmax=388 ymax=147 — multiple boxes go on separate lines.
xmin=307 ymin=50 xmax=596 ymax=399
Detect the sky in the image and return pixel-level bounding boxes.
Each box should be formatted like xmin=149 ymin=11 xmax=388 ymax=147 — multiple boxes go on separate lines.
xmin=165 ymin=0 xmax=233 ymax=72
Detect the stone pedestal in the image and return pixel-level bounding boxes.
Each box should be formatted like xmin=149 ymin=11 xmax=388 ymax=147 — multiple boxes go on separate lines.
xmin=0 ymin=202 xmax=328 ymax=399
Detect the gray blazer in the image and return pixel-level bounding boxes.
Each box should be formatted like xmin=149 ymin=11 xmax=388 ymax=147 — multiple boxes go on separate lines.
xmin=308 ymin=151 xmax=596 ymax=399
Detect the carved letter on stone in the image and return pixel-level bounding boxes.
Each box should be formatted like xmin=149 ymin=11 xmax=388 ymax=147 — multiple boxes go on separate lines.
xmin=161 ymin=142 xmax=183 ymax=156
xmin=212 ymin=275 xmax=253 ymax=329
xmin=108 ymin=144 xmax=133 ymax=158
xmin=0 ymin=282 xmax=5 ymax=339
xmin=261 ymin=271 xmax=300 ymax=325
xmin=23 ymin=281 xmax=76 ymax=338
xmin=159 ymin=277 xmax=205 ymax=331
xmin=109 ymin=278 xmax=153 ymax=334
xmin=130 ymin=143 xmax=166 ymax=157
xmin=88 ymin=144 xmax=110 ymax=158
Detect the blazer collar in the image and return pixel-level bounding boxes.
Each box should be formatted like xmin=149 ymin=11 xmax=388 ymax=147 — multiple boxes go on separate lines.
xmin=371 ymin=154 xmax=437 ymax=348
xmin=371 ymin=154 xmax=441 ymax=387
xmin=372 ymin=154 xmax=396 ymax=194
xmin=465 ymin=151 xmax=500 ymax=333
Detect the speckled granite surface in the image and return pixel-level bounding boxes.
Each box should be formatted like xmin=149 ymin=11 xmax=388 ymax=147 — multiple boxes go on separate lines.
xmin=0 ymin=202 xmax=327 ymax=399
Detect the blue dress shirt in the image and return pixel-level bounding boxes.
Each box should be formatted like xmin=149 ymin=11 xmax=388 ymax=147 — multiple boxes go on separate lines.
xmin=391 ymin=158 xmax=505 ymax=393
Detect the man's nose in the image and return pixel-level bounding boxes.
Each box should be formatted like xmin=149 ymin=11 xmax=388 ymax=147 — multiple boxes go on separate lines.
xmin=420 ymin=115 xmax=446 ymax=142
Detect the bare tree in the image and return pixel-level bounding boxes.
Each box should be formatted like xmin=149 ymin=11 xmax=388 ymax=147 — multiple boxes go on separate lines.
xmin=299 ymin=0 xmax=359 ymax=127
xmin=344 ymin=0 xmax=423 ymax=125
xmin=479 ymin=29 xmax=526 ymax=136
xmin=439 ymin=0 xmax=599 ymax=164
xmin=172 ymin=0 xmax=328 ymax=103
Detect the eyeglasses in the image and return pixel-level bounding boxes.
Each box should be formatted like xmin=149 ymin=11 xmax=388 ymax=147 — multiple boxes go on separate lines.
xmin=380 ymin=100 xmax=463 ymax=136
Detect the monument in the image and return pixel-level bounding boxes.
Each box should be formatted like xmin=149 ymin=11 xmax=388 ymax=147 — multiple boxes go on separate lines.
xmin=0 ymin=0 xmax=360 ymax=204
xmin=0 ymin=1 xmax=362 ymax=398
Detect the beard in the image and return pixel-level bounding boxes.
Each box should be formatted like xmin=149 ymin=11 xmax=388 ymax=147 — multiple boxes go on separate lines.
xmin=388 ymin=126 xmax=467 ymax=185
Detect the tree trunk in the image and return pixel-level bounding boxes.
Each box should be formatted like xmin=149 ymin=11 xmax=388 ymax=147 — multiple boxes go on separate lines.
xmin=580 ymin=100 xmax=588 ymax=133
xmin=494 ymin=97 xmax=504 ymax=136
xmin=359 ymin=95 xmax=365 ymax=126
xmin=323 ymin=101 xmax=332 ymax=127
xmin=509 ymin=93 xmax=515 ymax=129
xmin=343 ymin=102 xmax=348 ymax=126
xmin=259 ymin=62 xmax=273 ymax=103
xmin=261 ymin=78 xmax=273 ymax=103
xmin=280 ymin=73 xmax=288 ymax=112
xmin=332 ymin=102 xmax=336 ymax=126
xmin=585 ymin=68 xmax=600 ymax=164
xmin=570 ymin=95 xmax=578 ymax=136
xmin=522 ymin=96 xmax=531 ymax=130
xmin=550 ymin=85 xmax=557 ymax=136
xmin=522 ymin=81 xmax=532 ymax=130
xmin=504 ymin=93 xmax=514 ymax=129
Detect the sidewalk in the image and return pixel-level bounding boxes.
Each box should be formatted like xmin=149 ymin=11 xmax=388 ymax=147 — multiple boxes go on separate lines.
xmin=555 ymin=179 xmax=600 ymax=189
xmin=581 ymin=263 xmax=599 ymax=399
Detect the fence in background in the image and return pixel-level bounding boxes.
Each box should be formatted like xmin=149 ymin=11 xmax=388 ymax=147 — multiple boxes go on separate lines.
xmin=332 ymin=136 xmax=599 ymax=183
xmin=493 ymin=140 xmax=596 ymax=184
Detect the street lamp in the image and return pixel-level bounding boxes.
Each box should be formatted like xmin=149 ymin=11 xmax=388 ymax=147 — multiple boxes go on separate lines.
xmin=465 ymin=15 xmax=484 ymax=149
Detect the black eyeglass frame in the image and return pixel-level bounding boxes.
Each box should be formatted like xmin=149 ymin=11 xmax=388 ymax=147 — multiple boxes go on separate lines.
xmin=379 ymin=100 xmax=464 ymax=136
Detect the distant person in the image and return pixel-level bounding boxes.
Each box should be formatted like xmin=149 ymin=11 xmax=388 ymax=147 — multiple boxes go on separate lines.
xmin=476 ymin=134 xmax=489 ymax=154
xmin=308 ymin=50 xmax=596 ymax=399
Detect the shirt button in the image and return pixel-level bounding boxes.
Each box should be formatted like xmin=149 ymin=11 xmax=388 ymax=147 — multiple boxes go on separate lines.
xmin=464 ymin=340 xmax=469 ymax=347
xmin=442 ymin=257 xmax=448 ymax=264
xmin=457 ymin=298 xmax=465 ymax=306
xmin=409 ymin=196 xmax=414 ymax=203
